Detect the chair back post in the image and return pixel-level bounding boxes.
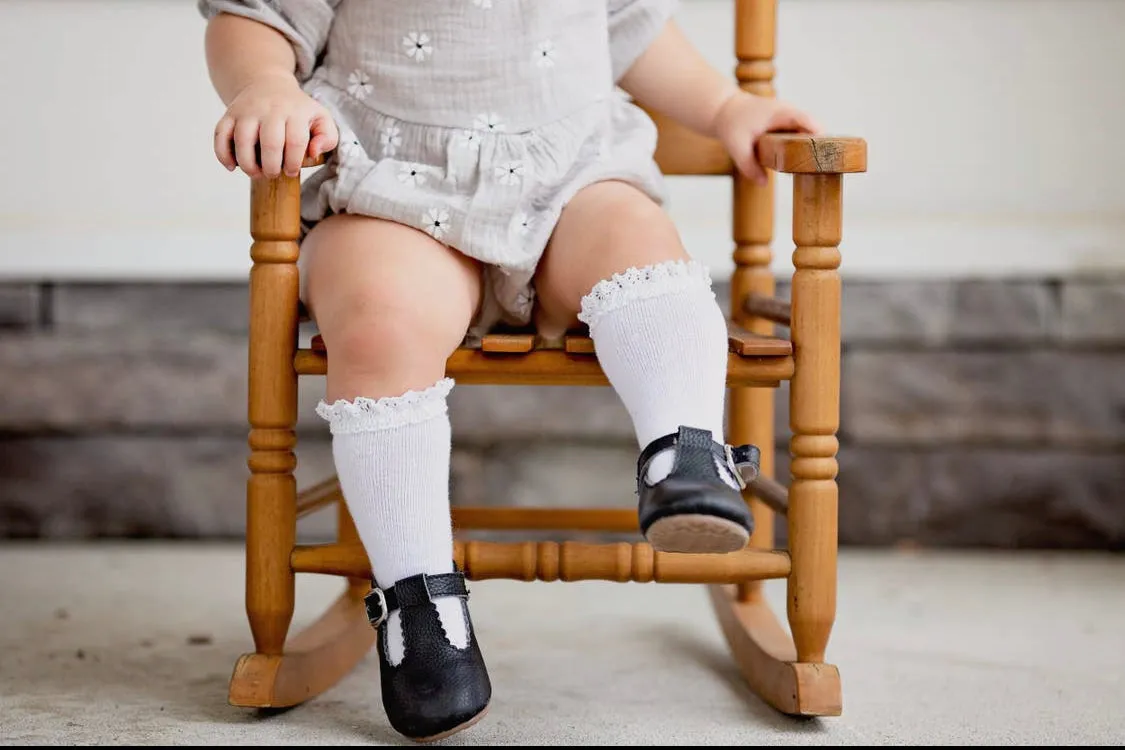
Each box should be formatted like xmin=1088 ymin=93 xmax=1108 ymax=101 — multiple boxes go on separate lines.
xmin=730 ymin=0 xmax=779 ymax=600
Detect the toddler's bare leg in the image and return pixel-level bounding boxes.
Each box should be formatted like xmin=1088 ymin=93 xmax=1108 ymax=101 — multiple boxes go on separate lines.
xmin=534 ymin=181 xmax=688 ymax=332
xmin=305 ymin=214 xmax=481 ymax=402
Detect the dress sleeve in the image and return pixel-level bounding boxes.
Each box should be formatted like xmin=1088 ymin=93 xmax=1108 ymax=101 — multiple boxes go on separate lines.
xmin=197 ymin=0 xmax=341 ymax=81
xmin=607 ymin=0 xmax=679 ymax=82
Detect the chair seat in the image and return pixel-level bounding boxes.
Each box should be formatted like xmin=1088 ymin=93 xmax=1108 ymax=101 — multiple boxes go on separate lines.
xmin=298 ymin=320 xmax=792 ymax=386
xmin=308 ymin=319 xmax=789 ymax=357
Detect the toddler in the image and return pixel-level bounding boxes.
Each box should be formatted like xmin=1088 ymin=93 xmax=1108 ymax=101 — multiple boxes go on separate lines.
xmin=199 ymin=0 xmax=819 ymax=741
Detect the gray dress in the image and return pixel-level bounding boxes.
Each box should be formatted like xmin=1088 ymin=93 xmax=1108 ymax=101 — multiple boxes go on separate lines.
xmin=198 ymin=0 xmax=676 ymax=334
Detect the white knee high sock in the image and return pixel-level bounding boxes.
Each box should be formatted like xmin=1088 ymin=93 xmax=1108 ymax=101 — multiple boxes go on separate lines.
xmin=316 ymin=378 xmax=468 ymax=666
xmin=579 ymin=261 xmax=738 ymax=488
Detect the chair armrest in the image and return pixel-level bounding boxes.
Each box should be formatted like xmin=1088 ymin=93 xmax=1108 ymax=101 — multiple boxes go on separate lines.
xmin=302 ymin=136 xmax=867 ymax=176
xmin=757 ymin=134 xmax=867 ymax=175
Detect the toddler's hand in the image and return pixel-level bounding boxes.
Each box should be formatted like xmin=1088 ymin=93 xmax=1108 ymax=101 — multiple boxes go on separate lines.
xmin=714 ymin=92 xmax=822 ymax=186
xmin=213 ymin=73 xmax=339 ymax=179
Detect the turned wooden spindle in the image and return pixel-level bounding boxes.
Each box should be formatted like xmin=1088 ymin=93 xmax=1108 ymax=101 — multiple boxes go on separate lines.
xmin=246 ymin=174 xmax=302 ymax=656
xmin=731 ymin=0 xmax=779 ymax=603
xmin=290 ymin=541 xmax=792 ymax=583
xmin=786 ymin=174 xmax=842 ymax=664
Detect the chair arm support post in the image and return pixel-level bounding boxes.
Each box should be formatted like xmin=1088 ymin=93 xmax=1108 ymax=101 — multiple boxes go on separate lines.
xmin=245 ymin=174 xmax=303 ymax=656
xmin=786 ymin=173 xmax=843 ymax=665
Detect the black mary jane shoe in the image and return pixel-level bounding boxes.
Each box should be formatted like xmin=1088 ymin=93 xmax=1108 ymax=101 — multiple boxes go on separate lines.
xmin=637 ymin=425 xmax=761 ymax=554
xmin=364 ymin=570 xmax=491 ymax=743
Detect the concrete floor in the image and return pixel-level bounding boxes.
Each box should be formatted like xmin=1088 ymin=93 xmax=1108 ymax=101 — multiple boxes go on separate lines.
xmin=1 ymin=544 xmax=1122 ymax=746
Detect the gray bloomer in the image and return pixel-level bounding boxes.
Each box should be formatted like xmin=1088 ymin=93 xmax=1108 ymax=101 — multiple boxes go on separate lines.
xmin=198 ymin=0 xmax=676 ymax=333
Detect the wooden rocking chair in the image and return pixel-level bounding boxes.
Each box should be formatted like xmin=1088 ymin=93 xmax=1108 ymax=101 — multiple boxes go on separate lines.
xmin=228 ymin=0 xmax=866 ymax=720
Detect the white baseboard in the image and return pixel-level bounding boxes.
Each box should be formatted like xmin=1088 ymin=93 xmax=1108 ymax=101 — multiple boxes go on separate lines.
xmin=2 ymin=218 xmax=1122 ymax=283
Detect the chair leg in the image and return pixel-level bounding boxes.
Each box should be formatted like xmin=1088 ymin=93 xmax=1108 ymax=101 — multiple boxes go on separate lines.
xmin=729 ymin=386 xmax=775 ymax=603
xmin=727 ymin=211 xmax=777 ymax=602
xmin=241 ymin=175 xmax=303 ymax=662
xmin=245 ymin=472 xmax=297 ymax=658
xmin=229 ymin=486 xmax=377 ymax=709
xmin=716 ymin=364 xmax=841 ymax=718
xmin=230 ymin=173 xmax=331 ymax=708
xmin=711 ymin=173 xmax=844 ymax=718
xmin=786 ymin=172 xmax=842 ymax=694
xmin=231 ymin=243 xmax=303 ymax=704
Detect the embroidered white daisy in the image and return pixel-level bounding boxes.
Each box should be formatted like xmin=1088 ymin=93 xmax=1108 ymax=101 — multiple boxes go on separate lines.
xmin=473 ymin=112 xmax=505 ymax=132
xmin=495 ymin=160 xmax=524 ymax=186
xmin=453 ymin=129 xmax=481 ymax=151
xmin=514 ymin=212 xmax=534 ymax=235
xmin=403 ymin=32 xmax=433 ymax=62
xmin=514 ymin=289 xmax=533 ymax=309
xmin=347 ymin=69 xmax=373 ymax=100
xmin=379 ymin=124 xmax=402 ymax=156
xmin=534 ymin=40 xmax=557 ymax=69
xmin=397 ymin=163 xmax=427 ymax=188
xmin=472 ymin=0 xmax=493 ymax=7
xmin=423 ymin=208 xmax=450 ymax=240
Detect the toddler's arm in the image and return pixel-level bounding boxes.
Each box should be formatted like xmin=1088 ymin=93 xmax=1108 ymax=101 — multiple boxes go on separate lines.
xmin=615 ymin=17 xmax=738 ymax=142
xmin=205 ymin=13 xmax=300 ymax=107
xmin=200 ymin=1 xmax=340 ymax=83
xmin=200 ymin=1 xmax=340 ymax=178
xmin=612 ymin=6 xmax=821 ymax=185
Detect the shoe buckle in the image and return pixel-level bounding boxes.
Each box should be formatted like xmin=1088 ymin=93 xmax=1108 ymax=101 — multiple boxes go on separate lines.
xmin=365 ymin=586 xmax=388 ymax=629
xmin=726 ymin=444 xmax=759 ymax=489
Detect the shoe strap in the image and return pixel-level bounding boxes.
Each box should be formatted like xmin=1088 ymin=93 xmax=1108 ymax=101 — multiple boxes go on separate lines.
xmin=637 ymin=426 xmax=761 ymax=489
xmin=365 ymin=571 xmax=468 ymax=628
xmin=726 ymin=443 xmax=761 ymax=488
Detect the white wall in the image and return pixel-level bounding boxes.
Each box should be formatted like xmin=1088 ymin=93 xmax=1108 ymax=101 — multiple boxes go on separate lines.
xmin=1 ymin=0 xmax=1123 ymax=281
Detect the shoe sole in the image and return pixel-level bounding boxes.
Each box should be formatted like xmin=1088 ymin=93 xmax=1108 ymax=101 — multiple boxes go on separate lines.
xmin=413 ymin=704 xmax=490 ymax=744
xmin=645 ymin=514 xmax=750 ymax=554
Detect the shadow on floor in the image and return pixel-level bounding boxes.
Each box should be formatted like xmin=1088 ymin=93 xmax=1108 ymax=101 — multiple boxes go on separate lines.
xmin=633 ymin=621 xmax=832 ymax=736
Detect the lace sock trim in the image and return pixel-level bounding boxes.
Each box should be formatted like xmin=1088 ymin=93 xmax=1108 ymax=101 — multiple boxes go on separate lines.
xmin=315 ymin=378 xmax=455 ymax=434
xmin=577 ymin=260 xmax=714 ymax=328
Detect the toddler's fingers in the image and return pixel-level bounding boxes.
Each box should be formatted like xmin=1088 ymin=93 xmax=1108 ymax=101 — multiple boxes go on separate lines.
xmin=792 ymin=110 xmax=823 ymax=135
xmin=770 ymin=106 xmax=822 ymax=136
xmin=283 ymin=116 xmax=311 ymax=177
xmin=739 ymin=137 xmax=768 ymax=187
xmin=233 ymin=118 xmax=263 ymax=178
xmin=258 ymin=115 xmax=287 ymax=179
xmin=213 ymin=117 xmax=237 ymax=171
xmin=308 ymin=114 xmax=339 ymax=159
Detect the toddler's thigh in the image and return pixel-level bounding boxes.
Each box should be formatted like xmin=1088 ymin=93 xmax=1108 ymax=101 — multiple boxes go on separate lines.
xmin=303 ymin=214 xmax=483 ymax=347
xmin=534 ymin=180 xmax=688 ymax=321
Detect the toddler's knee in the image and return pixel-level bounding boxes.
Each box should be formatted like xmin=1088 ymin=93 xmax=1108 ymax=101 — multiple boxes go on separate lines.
xmin=322 ymin=293 xmax=464 ymax=376
xmin=599 ymin=192 xmax=679 ymax=257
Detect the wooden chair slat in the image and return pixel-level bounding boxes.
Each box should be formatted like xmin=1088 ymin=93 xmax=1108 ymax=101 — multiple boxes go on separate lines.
xmin=480 ymin=333 xmax=536 ymax=353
